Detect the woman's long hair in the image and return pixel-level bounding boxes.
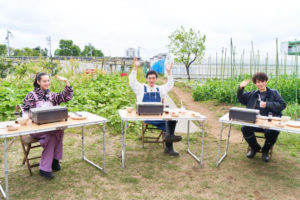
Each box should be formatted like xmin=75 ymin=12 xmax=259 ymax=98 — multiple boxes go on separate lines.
xmin=33 ymin=72 xmax=48 ymax=88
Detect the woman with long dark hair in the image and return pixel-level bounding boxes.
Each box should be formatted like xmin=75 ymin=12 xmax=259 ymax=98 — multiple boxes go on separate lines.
xmin=23 ymin=72 xmax=73 ymax=179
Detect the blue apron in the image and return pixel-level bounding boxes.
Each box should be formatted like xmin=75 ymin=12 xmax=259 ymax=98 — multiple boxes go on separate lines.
xmin=143 ymin=85 xmax=166 ymax=131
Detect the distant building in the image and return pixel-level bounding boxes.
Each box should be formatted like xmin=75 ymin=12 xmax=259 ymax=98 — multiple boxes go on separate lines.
xmin=137 ymin=48 xmax=140 ymax=58
xmin=281 ymin=41 xmax=300 ymax=55
xmin=149 ymin=53 xmax=167 ymax=67
xmin=126 ymin=48 xmax=136 ymax=58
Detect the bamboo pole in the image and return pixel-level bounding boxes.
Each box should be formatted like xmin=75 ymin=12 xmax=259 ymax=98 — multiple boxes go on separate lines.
xmin=265 ymin=53 xmax=268 ymax=74
xmin=276 ymin=38 xmax=279 ymax=83
xmin=220 ymin=48 xmax=224 ymax=80
xmin=251 ymin=41 xmax=256 ymax=73
xmin=215 ymin=52 xmax=218 ymax=79
xmin=223 ymin=48 xmax=227 ymax=80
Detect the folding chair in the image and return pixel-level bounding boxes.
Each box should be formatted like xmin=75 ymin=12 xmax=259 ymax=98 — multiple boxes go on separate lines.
xmin=141 ymin=122 xmax=165 ymax=148
xmin=16 ymin=105 xmax=42 ymax=176
xmin=141 ymin=98 xmax=165 ymax=148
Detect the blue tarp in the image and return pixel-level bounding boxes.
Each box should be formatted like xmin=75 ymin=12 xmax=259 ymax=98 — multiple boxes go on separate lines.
xmin=151 ymin=59 xmax=165 ymax=74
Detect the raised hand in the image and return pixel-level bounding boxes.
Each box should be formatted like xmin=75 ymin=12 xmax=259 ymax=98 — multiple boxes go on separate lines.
xmin=133 ymin=57 xmax=140 ymax=70
xmin=56 ymin=75 xmax=70 ymax=86
xmin=260 ymin=101 xmax=267 ymax=108
xmin=165 ymin=63 xmax=173 ymax=75
xmin=240 ymin=79 xmax=250 ymax=88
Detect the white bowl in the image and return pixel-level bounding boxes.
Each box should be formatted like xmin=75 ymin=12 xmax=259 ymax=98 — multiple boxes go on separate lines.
xmin=17 ymin=117 xmax=28 ymax=126
xmin=282 ymin=116 xmax=291 ymax=122
xmin=126 ymin=107 xmax=134 ymax=113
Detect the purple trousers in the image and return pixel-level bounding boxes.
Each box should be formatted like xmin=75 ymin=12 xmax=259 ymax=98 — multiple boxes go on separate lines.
xmin=31 ymin=130 xmax=64 ymax=172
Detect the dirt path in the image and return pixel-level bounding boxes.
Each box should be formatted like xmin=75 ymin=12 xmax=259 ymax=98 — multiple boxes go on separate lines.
xmin=171 ymin=86 xmax=243 ymax=143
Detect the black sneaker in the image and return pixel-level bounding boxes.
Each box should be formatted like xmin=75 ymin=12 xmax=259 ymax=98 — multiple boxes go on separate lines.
xmin=262 ymin=151 xmax=270 ymax=162
xmin=166 ymin=149 xmax=179 ymax=157
xmin=39 ymin=170 xmax=54 ymax=179
xmin=246 ymin=145 xmax=261 ymax=159
xmin=164 ymin=135 xmax=182 ymax=143
xmin=247 ymin=149 xmax=258 ymax=159
xmin=52 ymin=159 xmax=61 ymax=172
xmin=164 ymin=144 xmax=179 ymax=157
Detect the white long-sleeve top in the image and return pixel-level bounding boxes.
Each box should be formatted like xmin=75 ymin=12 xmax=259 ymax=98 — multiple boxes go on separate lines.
xmin=129 ymin=69 xmax=174 ymax=103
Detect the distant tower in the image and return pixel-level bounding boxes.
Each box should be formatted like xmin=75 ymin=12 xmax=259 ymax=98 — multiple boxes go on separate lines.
xmin=137 ymin=47 xmax=141 ymax=58
xmin=5 ymin=30 xmax=12 ymax=56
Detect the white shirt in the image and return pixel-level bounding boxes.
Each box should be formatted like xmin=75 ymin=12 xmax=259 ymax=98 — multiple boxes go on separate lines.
xmin=129 ymin=69 xmax=174 ymax=103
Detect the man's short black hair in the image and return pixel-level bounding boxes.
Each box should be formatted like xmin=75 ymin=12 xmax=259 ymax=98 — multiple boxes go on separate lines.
xmin=252 ymin=72 xmax=268 ymax=83
xmin=146 ymin=70 xmax=158 ymax=78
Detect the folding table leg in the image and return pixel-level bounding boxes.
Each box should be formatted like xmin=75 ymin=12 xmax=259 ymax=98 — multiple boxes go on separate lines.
xmin=187 ymin=120 xmax=205 ymax=166
xmin=216 ymin=123 xmax=232 ymax=167
xmin=0 ymin=138 xmax=8 ymax=199
xmin=82 ymin=124 xmax=106 ymax=172
xmin=121 ymin=120 xmax=127 ymax=168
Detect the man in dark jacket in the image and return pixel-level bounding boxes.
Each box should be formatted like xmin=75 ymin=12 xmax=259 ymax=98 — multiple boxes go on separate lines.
xmin=237 ymin=72 xmax=286 ymax=162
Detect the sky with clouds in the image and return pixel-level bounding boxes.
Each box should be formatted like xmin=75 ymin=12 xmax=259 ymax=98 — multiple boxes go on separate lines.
xmin=0 ymin=0 xmax=299 ymax=60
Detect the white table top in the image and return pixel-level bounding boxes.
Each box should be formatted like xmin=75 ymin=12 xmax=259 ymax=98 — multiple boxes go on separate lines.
xmin=220 ymin=113 xmax=300 ymax=134
xmin=0 ymin=112 xmax=107 ymax=138
xmin=118 ymin=109 xmax=206 ymax=121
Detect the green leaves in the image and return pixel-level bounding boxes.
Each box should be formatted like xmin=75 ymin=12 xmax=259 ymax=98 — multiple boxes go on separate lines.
xmin=168 ymin=26 xmax=206 ymax=80
xmin=65 ymin=74 xmax=137 ymax=133
xmin=0 ymin=57 xmax=13 ymax=78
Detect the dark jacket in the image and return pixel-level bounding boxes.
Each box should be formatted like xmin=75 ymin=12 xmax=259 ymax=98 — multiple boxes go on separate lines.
xmin=237 ymin=86 xmax=286 ymax=117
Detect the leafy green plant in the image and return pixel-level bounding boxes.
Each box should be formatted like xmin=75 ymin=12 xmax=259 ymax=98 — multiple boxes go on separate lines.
xmin=0 ymin=57 xmax=13 ymax=78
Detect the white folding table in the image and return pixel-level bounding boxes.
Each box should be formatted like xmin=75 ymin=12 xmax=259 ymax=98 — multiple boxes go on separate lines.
xmin=216 ymin=113 xmax=300 ymax=167
xmin=118 ymin=109 xmax=206 ymax=168
xmin=0 ymin=112 xmax=107 ymax=200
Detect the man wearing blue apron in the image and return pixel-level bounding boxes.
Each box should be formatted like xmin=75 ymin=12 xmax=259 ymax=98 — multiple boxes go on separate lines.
xmin=129 ymin=57 xmax=182 ymax=156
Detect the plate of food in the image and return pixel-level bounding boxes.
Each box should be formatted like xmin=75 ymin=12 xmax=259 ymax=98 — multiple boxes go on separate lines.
xmin=286 ymin=121 xmax=300 ymax=128
xmin=0 ymin=122 xmax=17 ymax=129
xmin=273 ymin=121 xmax=284 ymax=128
xmin=171 ymin=111 xmax=179 ymax=117
xmin=190 ymin=111 xmax=202 ymax=118
xmin=6 ymin=124 xmax=20 ymax=131
xmin=272 ymin=117 xmax=282 ymax=121
xmin=69 ymin=112 xmax=87 ymax=120
xmin=257 ymin=115 xmax=268 ymax=120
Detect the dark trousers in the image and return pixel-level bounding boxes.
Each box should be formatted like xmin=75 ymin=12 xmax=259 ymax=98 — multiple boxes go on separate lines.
xmin=165 ymin=120 xmax=177 ymax=137
xmin=165 ymin=121 xmax=177 ymax=150
xmin=241 ymin=126 xmax=280 ymax=152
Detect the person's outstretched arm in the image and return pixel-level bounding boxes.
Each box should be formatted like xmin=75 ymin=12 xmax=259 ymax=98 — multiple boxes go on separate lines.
xmin=52 ymin=75 xmax=73 ymax=105
xmin=129 ymin=57 xmax=143 ymax=95
xmin=159 ymin=62 xmax=174 ymax=97
xmin=237 ymin=79 xmax=251 ymax=105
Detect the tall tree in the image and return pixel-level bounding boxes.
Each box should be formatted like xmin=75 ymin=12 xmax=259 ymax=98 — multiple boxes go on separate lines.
xmin=54 ymin=39 xmax=81 ymax=56
xmin=168 ymin=26 xmax=206 ymax=80
xmin=0 ymin=44 xmax=7 ymax=56
xmin=81 ymin=44 xmax=104 ymax=57
xmin=13 ymin=48 xmax=23 ymax=56
xmin=0 ymin=57 xmax=13 ymax=78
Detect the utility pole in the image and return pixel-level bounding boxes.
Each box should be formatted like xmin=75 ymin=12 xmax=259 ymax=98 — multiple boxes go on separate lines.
xmin=5 ymin=30 xmax=12 ymax=56
xmin=46 ymin=36 xmax=52 ymax=57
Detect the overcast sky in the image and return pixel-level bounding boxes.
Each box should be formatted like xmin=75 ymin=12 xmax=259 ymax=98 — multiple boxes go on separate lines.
xmin=0 ymin=0 xmax=299 ymax=60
